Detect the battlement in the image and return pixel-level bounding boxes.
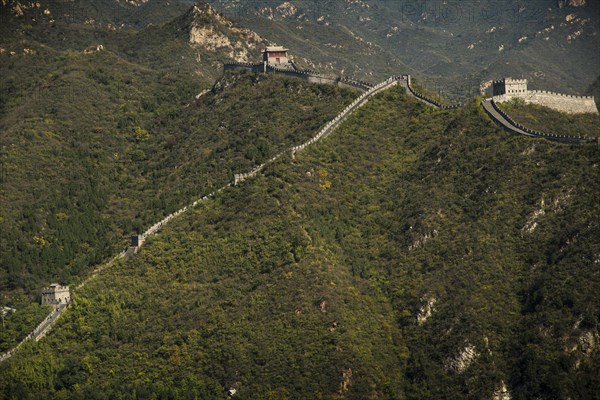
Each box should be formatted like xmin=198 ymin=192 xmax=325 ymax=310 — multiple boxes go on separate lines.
xmin=224 ymin=61 xmax=261 ymax=67
xmin=493 ymin=78 xmax=528 ymax=85
xmin=484 ymin=98 xmax=593 ymax=144
xmin=493 ymin=78 xmax=528 ymax=96
xmin=528 ymin=90 xmax=595 ymax=100
xmin=493 ymin=90 xmax=598 ymax=114
xmin=41 ymin=283 xmax=70 ymax=305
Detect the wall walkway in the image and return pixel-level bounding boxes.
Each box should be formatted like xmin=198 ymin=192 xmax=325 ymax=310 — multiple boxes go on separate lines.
xmin=482 ymin=99 xmax=592 ymax=144
xmin=0 ymin=304 xmax=68 ymax=363
xmin=403 ymin=78 xmax=460 ymax=110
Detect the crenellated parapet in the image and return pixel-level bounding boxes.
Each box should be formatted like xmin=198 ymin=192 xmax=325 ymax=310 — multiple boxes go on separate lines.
xmin=223 ymin=62 xmax=263 ymax=74
xmin=493 ymin=78 xmax=527 ymax=85
xmin=404 ymin=75 xmax=460 ymax=109
xmin=490 ymin=77 xmax=597 ymax=114
xmin=482 ymin=98 xmax=593 ymax=144
xmin=528 ymin=90 xmax=595 ymax=100
xmin=493 ymin=91 xmax=598 ymax=114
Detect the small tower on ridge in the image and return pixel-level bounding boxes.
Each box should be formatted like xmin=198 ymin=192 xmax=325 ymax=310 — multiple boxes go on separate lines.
xmin=263 ymin=46 xmax=290 ymax=68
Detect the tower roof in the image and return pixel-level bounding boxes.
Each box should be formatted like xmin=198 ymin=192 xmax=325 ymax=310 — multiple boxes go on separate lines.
xmin=264 ymin=46 xmax=288 ymax=52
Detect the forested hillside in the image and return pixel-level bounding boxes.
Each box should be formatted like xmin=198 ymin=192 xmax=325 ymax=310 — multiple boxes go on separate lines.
xmin=0 ymin=0 xmax=358 ymax=301
xmin=1 ymin=1 xmax=599 ymax=399
xmin=2 ymin=86 xmax=597 ymax=399
xmin=0 ymin=67 xmax=355 ymax=299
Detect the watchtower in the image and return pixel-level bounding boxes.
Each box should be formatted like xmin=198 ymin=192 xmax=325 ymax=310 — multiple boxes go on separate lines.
xmin=493 ymin=78 xmax=528 ymax=96
xmin=41 ymin=284 xmax=70 ymax=305
xmin=263 ymin=46 xmax=290 ymax=67
xmin=126 ymin=234 xmax=144 ymax=257
xmin=131 ymin=234 xmax=144 ymax=247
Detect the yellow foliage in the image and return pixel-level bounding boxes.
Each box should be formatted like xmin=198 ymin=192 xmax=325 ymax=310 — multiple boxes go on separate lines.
xmin=317 ymin=169 xmax=332 ymax=189
xmin=320 ymin=181 xmax=332 ymax=190
xmin=33 ymin=235 xmax=49 ymax=247
xmin=133 ymin=126 xmax=150 ymax=141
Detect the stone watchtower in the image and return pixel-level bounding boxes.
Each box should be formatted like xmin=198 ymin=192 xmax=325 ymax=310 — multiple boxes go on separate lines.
xmin=131 ymin=234 xmax=144 ymax=247
xmin=126 ymin=234 xmax=144 ymax=257
xmin=263 ymin=46 xmax=290 ymax=67
xmin=491 ymin=76 xmax=598 ymax=114
xmin=492 ymin=78 xmax=528 ymax=96
xmin=41 ymin=283 xmax=70 ymax=305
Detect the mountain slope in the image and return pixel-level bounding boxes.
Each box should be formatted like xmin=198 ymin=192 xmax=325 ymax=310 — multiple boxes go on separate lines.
xmin=2 ymin=86 xmax=598 ymax=399
xmin=207 ymin=0 xmax=600 ymax=100
xmin=0 ymin=0 xmax=193 ymax=28
xmin=0 ymin=3 xmax=358 ymax=286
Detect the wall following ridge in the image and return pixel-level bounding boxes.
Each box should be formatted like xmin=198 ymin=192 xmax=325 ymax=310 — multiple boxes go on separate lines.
xmin=0 ymin=303 xmax=69 ymax=363
xmin=0 ymin=75 xmax=434 ymax=364
xmin=223 ymin=62 xmax=372 ymax=92
xmin=290 ymin=76 xmax=403 ymax=157
xmin=494 ymin=91 xmax=598 ymax=114
xmin=404 ymin=77 xmax=460 ymax=109
xmin=485 ymin=99 xmax=591 ymax=145
xmin=223 ymin=62 xmax=263 ymax=74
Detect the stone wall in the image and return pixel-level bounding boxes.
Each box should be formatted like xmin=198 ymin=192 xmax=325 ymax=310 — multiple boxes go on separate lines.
xmin=494 ymin=91 xmax=598 ymax=114
xmin=0 ymin=303 xmax=69 ymax=363
xmin=222 ymin=63 xmax=373 ymax=92
xmin=405 ymin=78 xmax=460 ymax=110
xmin=493 ymin=78 xmax=528 ymax=96
xmin=485 ymin=99 xmax=592 ymax=144
xmin=223 ymin=62 xmax=263 ymax=74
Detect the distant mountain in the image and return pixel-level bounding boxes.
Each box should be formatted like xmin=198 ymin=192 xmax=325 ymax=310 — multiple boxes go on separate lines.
xmin=166 ymin=3 xmax=269 ymax=63
xmin=0 ymin=1 xmax=269 ymax=83
xmin=0 ymin=0 xmax=193 ymax=27
xmin=207 ymin=0 xmax=600 ymax=101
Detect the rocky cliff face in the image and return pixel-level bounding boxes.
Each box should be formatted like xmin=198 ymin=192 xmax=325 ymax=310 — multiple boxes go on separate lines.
xmin=173 ymin=3 xmax=268 ymax=63
xmin=558 ymin=0 xmax=587 ymax=7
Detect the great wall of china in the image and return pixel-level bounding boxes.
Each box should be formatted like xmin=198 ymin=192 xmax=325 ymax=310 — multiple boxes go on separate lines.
xmin=0 ymin=75 xmax=402 ymax=364
xmin=223 ymin=62 xmax=374 ymax=92
xmin=481 ymin=99 xmax=592 ymax=144
xmin=224 ymin=63 xmax=596 ymax=144
xmin=493 ymin=90 xmax=597 ymax=115
xmin=1 ymin=67 xmax=597 ymax=364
